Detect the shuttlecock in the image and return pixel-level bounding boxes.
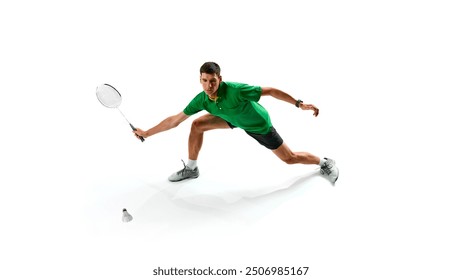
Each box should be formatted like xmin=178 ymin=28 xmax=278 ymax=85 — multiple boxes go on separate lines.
xmin=122 ymin=208 xmax=133 ymax=223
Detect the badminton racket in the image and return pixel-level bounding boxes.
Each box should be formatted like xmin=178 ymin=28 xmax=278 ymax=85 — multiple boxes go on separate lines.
xmin=96 ymin=84 xmax=145 ymax=142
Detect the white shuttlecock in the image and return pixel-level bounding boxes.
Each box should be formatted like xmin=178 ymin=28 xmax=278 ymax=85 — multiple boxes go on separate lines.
xmin=122 ymin=208 xmax=133 ymax=223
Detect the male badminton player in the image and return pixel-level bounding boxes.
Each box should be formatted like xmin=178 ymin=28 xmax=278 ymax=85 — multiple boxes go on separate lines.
xmin=133 ymin=62 xmax=339 ymax=184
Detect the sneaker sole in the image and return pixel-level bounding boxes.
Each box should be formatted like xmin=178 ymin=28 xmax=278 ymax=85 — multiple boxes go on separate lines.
xmin=333 ymin=170 xmax=339 ymax=184
xmin=168 ymin=174 xmax=199 ymax=182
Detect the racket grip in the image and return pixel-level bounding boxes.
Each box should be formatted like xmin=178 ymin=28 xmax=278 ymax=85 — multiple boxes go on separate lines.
xmin=130 ymin=123 xmax=145 ymax=142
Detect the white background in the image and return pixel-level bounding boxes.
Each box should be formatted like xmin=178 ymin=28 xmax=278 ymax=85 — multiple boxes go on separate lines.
xmin=1 ymin=0 xmax=461 ymax=279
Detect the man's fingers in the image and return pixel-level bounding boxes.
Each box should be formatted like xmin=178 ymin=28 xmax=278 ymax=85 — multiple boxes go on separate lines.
xmin=311 ymin=106 xmax=319 ymax=116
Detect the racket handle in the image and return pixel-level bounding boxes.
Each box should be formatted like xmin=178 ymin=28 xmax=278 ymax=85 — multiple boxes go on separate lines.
xmin=130 ymin=123 xmax=145 ymax=142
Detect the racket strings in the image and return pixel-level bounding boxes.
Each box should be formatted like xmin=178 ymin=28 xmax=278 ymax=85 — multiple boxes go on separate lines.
xmin=96 ymin=85 xmax=122 ymax=108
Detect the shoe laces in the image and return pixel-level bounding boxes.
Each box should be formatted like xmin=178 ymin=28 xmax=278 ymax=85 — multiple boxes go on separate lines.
xmin=320 ymin=160 xmax=333 ymax=176
xmin=177 ymin=159 xmax=189 ymax=175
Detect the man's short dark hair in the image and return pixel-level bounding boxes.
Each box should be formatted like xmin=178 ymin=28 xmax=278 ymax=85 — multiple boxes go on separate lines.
xmin=200 ymin=62 xmax=221 ymax=76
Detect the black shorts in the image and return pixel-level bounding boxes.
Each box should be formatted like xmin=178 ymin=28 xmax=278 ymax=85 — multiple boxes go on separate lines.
xmin=227 ymin=122 xmax=284 ymax=150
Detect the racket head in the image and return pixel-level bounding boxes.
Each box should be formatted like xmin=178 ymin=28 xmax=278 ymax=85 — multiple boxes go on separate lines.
xmin=96 ymin=84 xmax=122 ymax=108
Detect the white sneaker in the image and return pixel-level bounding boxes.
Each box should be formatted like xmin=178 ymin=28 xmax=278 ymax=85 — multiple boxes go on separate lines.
xmin=168 ymin=160 xmax=200 ymax=182
xmin=320 ymin=158 xmax=339 ymax=185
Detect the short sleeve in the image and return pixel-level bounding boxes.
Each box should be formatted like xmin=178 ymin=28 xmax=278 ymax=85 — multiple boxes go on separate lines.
xmin=238 ymin=84 xmax=262 ymax=102
xmin=183 ymin=93 xmax=205 ymax=116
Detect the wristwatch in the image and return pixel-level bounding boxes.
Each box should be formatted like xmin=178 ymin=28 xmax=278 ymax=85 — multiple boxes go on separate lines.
xmin=295 ymin=99 xmax=303 ymax=108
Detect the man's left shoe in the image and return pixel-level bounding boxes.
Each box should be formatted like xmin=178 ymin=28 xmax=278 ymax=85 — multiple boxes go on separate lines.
xmin=320 ymin=158 xmax=339 ymax=185
xmin=168 ymin=160 xmax=200 ymax=182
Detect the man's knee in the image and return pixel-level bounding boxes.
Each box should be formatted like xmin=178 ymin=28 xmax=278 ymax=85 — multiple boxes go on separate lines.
xmin=191 ymin=115 xmax=229 ymax=132
xmin=191 ymin=118 xmax=208 ymax=132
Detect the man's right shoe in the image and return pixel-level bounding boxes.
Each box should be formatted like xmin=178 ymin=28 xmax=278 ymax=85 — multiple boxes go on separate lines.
xmin=320 ymin=158 xmax=339 ymax=185
xmin=168 ymin=160 xmax=200 ymax=182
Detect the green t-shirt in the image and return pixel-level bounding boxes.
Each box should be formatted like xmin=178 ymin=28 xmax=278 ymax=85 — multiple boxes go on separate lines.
xmin=183 ymin=82 xmax=272 ymax=134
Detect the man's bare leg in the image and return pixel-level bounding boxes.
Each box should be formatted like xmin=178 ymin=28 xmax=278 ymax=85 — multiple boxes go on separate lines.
xmin=272 ymin=142 xmax=339 ymax=184
xmin=168 ymin=114 xmax=229 ymax=182
xmin=272 ymin=142 xmax=320 ymax=165
xmin=188 ymin=114 xmax=230 ymax=160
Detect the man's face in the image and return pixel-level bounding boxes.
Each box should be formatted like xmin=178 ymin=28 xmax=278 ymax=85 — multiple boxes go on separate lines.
xmin=200 ymin=73 xmax=222 ymax=99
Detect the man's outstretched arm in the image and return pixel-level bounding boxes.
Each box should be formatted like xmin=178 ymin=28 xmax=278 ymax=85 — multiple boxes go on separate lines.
xmin=261 ymin=87 xmax=319 ymax=116
xmin=133 ymin=111 xmax=190 ymax=139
